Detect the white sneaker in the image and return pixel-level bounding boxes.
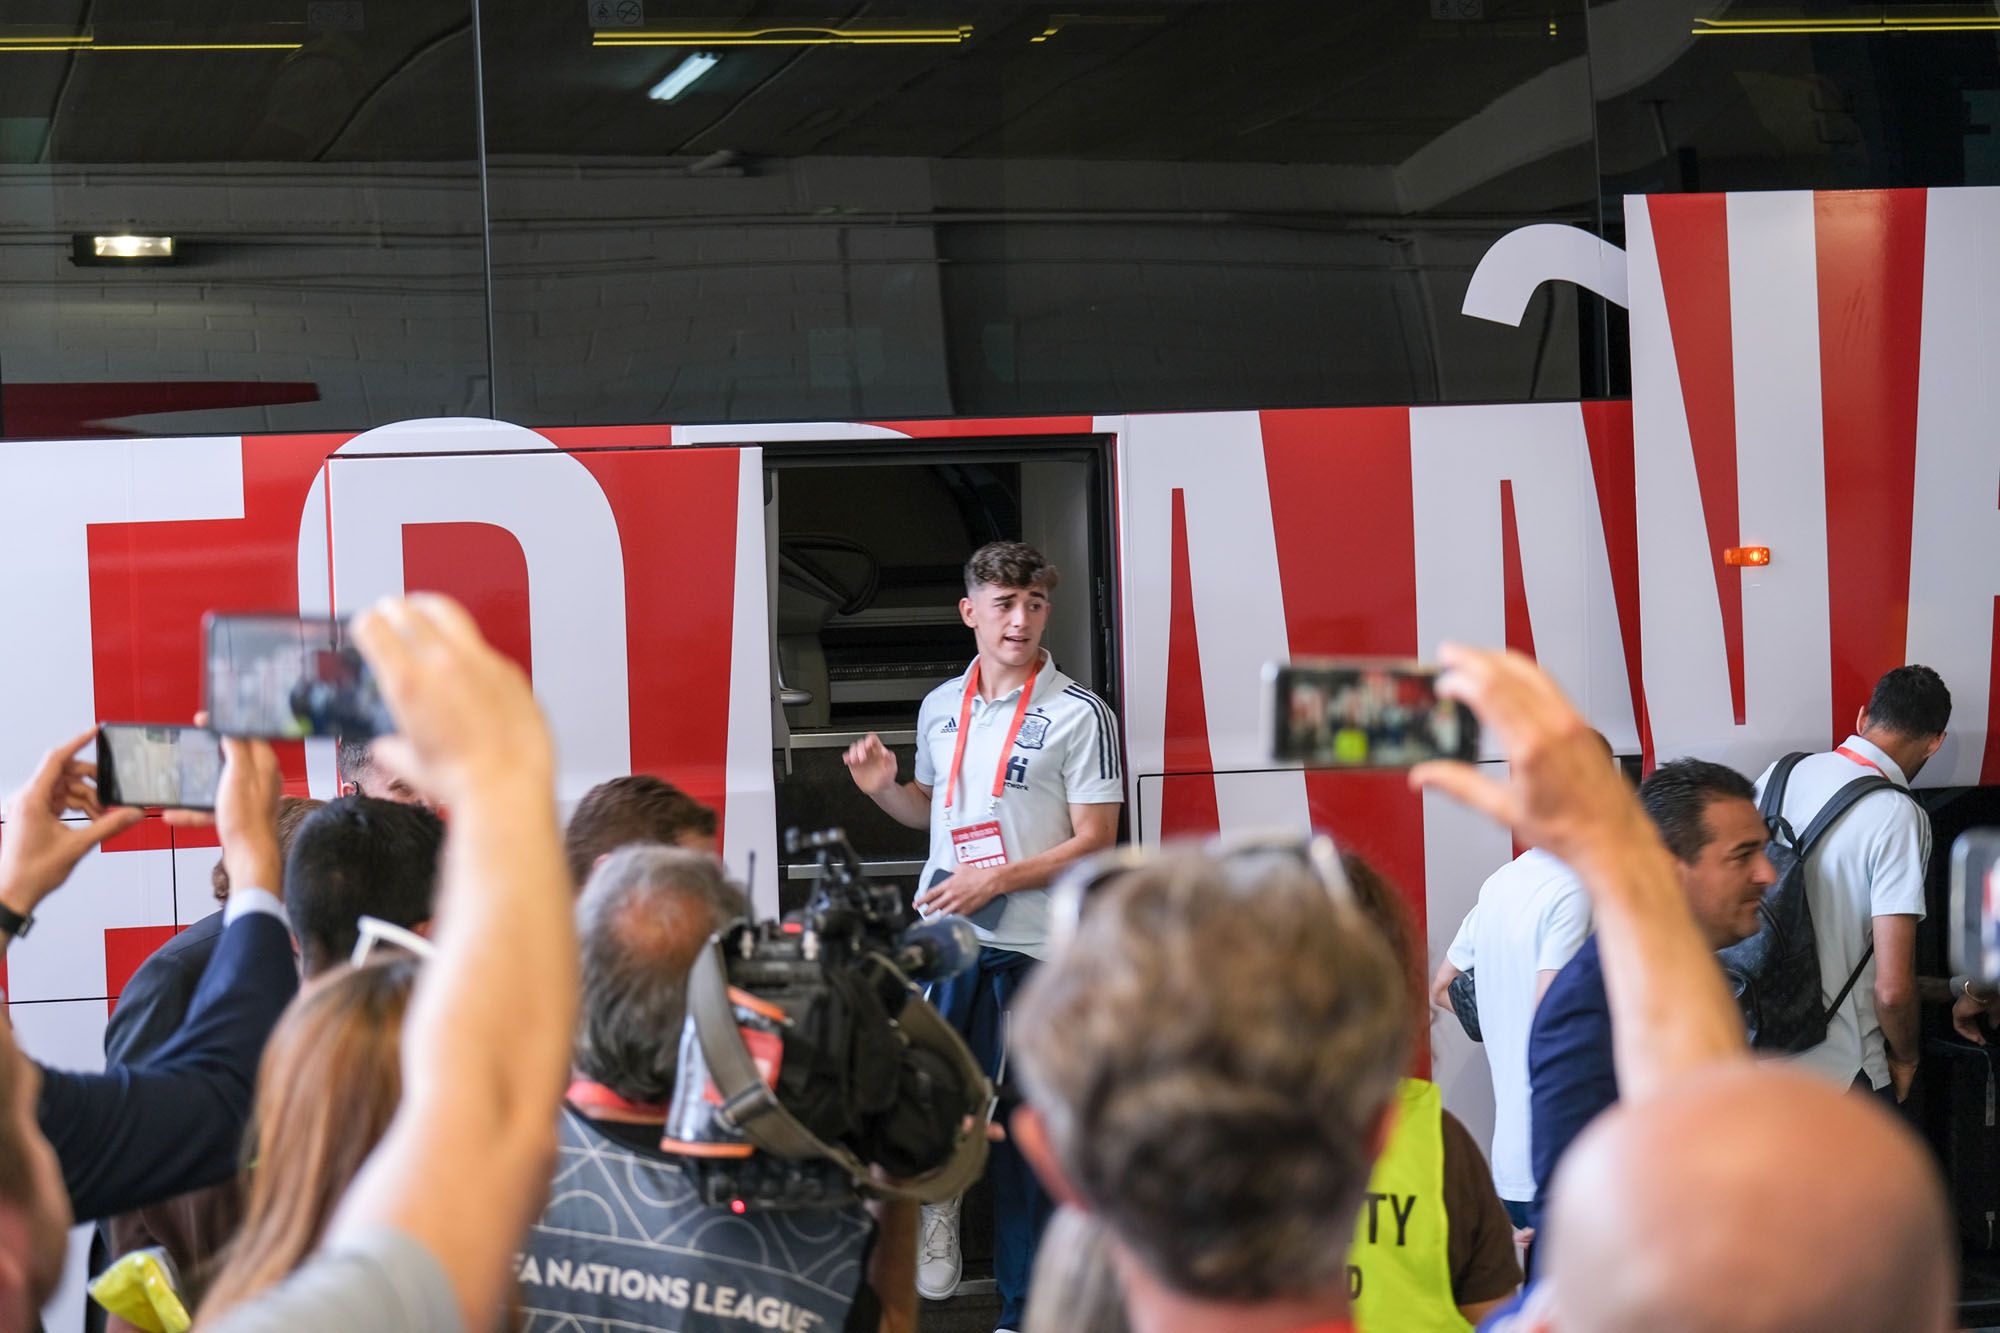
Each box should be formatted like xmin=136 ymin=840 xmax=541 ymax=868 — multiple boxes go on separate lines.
xmin=916 ymin=1195 xmax=963 ymax=1300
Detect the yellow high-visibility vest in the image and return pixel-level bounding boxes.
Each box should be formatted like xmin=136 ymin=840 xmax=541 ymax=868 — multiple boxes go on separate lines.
xmin=1346 ymin=1078 xmax=1470 ymax=1333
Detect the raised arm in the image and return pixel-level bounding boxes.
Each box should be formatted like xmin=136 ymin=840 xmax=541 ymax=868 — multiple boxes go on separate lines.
xmin=0 ymin=728 xmax=145 ymax=981
xmin=6 ymin=731 xmax=300 ymax=1219
xmin=323 ymin=595 xmax=577 ymax=1331
xmin=1412 ymin=647 xmax=1745 ymax=1101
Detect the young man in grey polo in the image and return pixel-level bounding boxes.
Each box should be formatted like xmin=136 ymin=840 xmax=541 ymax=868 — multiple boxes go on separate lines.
xmin=844 ymin=541 xmax=1121 ymax=1333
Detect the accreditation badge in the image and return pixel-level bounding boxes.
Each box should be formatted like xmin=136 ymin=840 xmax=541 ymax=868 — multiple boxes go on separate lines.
xmin=950 ymin=819 xmax=1009 ymax=869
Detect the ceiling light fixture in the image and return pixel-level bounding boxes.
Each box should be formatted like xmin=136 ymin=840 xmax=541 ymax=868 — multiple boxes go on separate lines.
xmin=1693 ymin=14 xmax=2000 ymax=34
xmin=649 ymin=51 xmax=719 ymax=101
xmin=0 ymin=37 xmax=302 ymax=53
xmin=596 ymin=24 xmax=971 ymax=47
xmin=73 ymin=234 xmax=178 ymax=265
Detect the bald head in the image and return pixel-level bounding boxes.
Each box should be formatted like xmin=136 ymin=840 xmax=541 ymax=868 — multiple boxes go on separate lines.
xmin=1541 ymin=1065 xmax=1952 ymax=1332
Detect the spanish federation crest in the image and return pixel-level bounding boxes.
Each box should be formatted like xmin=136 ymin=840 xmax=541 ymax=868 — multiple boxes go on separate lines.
xmin=1015 ymin=712 xmax=1051 ymax=750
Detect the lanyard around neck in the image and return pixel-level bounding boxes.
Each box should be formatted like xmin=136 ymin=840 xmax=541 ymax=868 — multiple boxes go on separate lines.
xmin=942 ymin=657 xmax=1042 ymax=813
xmin=1836 ymin=745 xmax=1884 ymax=776
xmin=565 ymin=1078 xmax=667 ymax=1123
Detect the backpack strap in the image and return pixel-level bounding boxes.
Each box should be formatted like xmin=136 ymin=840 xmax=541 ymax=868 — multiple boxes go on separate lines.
xmin=1825 ymin=940 xmax=1875 ymax=1024
xmin=1759 ymin=752 xmax=1810 ymax=843
xmin=1791 ymin=771 xmax=1899 ymax=860
xmin=1786 ymin=765 xmax=1923 ymax=1025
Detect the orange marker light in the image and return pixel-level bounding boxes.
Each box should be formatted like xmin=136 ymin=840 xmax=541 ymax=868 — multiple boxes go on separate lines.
xmin=1724 ymin=546 xmax=1771 ymax=567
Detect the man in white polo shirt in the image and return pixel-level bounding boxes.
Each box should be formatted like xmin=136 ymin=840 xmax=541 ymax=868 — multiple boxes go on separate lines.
xmin=844 ymin=541 xmax=1121 ymax=1332
xmin=1432 ymin=848 xmax=1590 ymax=1237
xmin=1429 ymin=731 xmax=1611 ymax=1238
xmin=1756 ymin=664 xmax=1950 ymax=1102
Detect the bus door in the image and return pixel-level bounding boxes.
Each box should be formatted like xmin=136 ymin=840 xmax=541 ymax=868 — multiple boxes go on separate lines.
xmin=757 ymin=435 xmax=1119 ymax=915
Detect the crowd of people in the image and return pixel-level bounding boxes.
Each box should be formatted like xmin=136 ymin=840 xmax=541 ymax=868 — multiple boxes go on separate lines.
xmin=1434 ymin=662 xmax=1971 ymax=1283
xmin=0 ymin=543 xmax=1970 ymax=1333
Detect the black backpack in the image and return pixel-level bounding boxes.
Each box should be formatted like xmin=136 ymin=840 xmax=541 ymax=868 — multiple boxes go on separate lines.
xmin=1716 ymin=752 xmax=1915 ymax=1053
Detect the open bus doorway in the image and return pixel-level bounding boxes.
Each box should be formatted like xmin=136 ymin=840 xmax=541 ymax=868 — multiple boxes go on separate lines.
xmin=763 ymin=437 xmax=1119 ymax=916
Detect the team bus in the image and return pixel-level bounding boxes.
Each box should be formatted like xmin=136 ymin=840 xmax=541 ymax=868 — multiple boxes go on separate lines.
xmin=4 ymin=1 xmax=1999 ymax=1324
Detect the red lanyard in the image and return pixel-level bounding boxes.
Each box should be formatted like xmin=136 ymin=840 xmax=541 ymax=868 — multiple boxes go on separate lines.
xmin=942 ymin=657 xmax=1042 ymax=813
xmin=1836 ymin=745 xmax=1884 ymax=776
xmin=566 ymin=1078 xmax=666 ymax=1122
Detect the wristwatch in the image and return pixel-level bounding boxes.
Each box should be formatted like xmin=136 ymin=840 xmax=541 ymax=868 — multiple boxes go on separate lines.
xmin=0 ymin=902 xmax=34 ymax=941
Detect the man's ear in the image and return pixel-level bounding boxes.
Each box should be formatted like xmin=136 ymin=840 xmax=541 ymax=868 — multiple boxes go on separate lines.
xmin=1855 ymin=706 xmax=1869 ymax=736
xmin=1923 ymin=731 xmax=1947 ymax=763
xmin=338 ymin=780 xmax=359 ymax=798
xmin=413 ymin=921 xmax=433 ymax=940
xmin=1010 ymin=1104 xmax=1086 ymax=1210
xmin=959 ymin=596 xmax=977 ymax=629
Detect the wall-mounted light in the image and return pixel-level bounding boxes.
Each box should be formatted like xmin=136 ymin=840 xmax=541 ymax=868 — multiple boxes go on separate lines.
xmin=1724 ymin=546 xmax=1771 ymax=567
xmin=649 ymin=51 xmax=719 ymax=101
xmin=72 ymin=234 xmax=178 ymax=266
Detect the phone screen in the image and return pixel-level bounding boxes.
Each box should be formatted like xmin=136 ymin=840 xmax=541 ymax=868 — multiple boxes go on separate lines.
xmin=97 ymin=724 xmax=222 ymax=811
xmin=1266 ymin=659 xmax=1479 ymax=768
xmin=203 ymin=613 xmax=392 ymax=740
xmin=1951 ymin=829 xmax=2000 ymax=983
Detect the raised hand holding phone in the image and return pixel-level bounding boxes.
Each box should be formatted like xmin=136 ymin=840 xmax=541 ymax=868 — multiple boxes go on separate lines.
xmin=0 ymin=729 xmax=146 ymax=922
xmin=160 ymin=713 xmax=285 ymax=898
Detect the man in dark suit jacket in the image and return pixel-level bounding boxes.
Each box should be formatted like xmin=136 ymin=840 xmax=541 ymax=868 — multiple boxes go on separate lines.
xmin=1526 ymin=758 xmax=1775 ymax=1269
xmin=106 ymin=796 xmax=325 ymax=1065
xmin=90 ymin=798 xmax=324 ymax=1333
xmin=104 ymin=913 xmax=228 ymax=1068
xmin=108 ymin=788 xmax=324 ymax=1056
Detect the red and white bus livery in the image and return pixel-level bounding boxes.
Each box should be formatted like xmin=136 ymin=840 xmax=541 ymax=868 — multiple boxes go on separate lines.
xmin=1 ymin=185 xmax=1995 ymax=1143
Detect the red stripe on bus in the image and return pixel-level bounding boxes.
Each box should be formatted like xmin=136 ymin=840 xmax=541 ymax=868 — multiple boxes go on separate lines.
xmin=1816 ymin=189 xmax=1926 ymax=742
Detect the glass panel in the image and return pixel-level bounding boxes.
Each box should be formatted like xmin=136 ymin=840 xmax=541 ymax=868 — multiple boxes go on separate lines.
xmin=1593 ymin=2 xmax=2000 ymax=196
xmin=482 ymin=0 xmax=1598 ymax=425
xmin=0 ymin=0 xmax=488 ymax=441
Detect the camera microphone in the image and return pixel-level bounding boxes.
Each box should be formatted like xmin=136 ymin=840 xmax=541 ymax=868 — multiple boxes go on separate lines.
xmin=894 ymin=916 xmax=980 ymax=982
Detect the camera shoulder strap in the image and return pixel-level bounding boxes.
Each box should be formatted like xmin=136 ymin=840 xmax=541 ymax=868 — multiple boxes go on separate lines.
xmin=687 ymin=942 xmax=850 ymax=1163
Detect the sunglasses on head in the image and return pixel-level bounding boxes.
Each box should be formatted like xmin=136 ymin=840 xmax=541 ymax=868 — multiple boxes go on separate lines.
xmin=1045 ymin=829 xmax=1356 ymax=957
xmin=350 ymin=914 xmax=436 ymax=967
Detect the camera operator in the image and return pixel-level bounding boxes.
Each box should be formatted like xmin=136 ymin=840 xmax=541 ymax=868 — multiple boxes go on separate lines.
xmin=516 ymin=844 xmax=915 ymax=1333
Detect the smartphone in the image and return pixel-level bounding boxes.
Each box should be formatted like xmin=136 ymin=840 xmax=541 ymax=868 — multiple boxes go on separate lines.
xmin=1264 ymin=658 xmax=1479 ymax=768
xmin=1949 ymin=829 xmax=2000 ymax=983
xmin=203 ymin=613 xmax=394 ymax=740
xmin=96 ymin=723 xmax=222 ymax=811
